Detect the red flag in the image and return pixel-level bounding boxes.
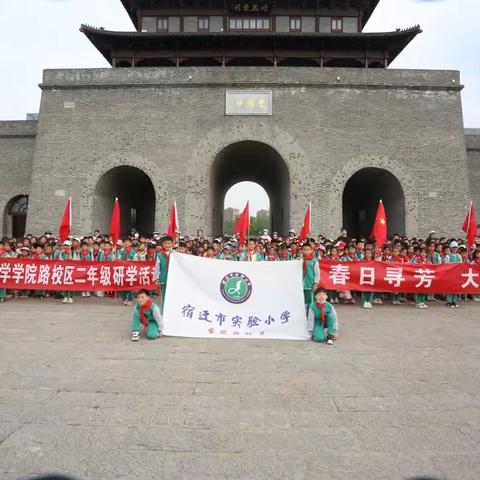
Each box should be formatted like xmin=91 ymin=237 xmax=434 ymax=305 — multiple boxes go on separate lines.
xmin=167 ymin=201 xmax=178 ymax=238
xmin=297 ymin=203 xmax=311 ymax=245
xmin=233 ymin=202 xmax=250 ymax=247
xmin=462 ymin=201 xmax=478 ymax=249
xmin=370 ymin=200 xmax=387 ymax=247
xmin=58 ymin=197 xmax=72 ymax=242
xmin=109 ymin=197 xmax=121 ymax=246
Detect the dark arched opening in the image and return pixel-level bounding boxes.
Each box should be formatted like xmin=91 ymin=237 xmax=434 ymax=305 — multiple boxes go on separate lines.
xmin=342 ymin=168 xmax=405 ymax=239
xmin=3 ymin=195 xmax=28 ymax=238
xmin=211 ymin=141 xmax=289 ymax=236
xmin=93 ymin=166 xmax=155 ymax=236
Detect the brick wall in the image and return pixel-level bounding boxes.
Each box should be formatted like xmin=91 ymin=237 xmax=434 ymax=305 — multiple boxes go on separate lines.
xmin=466 ymin=130 xmax=480 ymax=215
xmin=0 ymin=121 xmax=36 ymax=236
xmin=0 ymin=66 xmax=471 ymax=239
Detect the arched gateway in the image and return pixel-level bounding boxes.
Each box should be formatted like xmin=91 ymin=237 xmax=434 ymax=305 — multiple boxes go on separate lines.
xmin=342 ymin=168 xmax=406 ymax=238
xmin=92 ymin=166 xmax=155 ymax=236
xmin=211 ymin=141 xmax=290 ymax=236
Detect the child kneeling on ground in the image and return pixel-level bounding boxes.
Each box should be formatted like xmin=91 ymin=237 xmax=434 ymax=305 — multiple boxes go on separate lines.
xmin=131 ymin=289 xmax=164 ymax=341
xmin=307 ymin=288 xmax=338 ymax=345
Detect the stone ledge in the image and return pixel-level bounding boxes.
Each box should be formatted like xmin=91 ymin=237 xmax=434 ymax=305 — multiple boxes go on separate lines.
xmin=40 ymin=67 xmax=462 ymax=91
xmin=0 ymin=121 xmax=37 ymax=138
xmin=466 ymin=129 xmax=480 ymax=150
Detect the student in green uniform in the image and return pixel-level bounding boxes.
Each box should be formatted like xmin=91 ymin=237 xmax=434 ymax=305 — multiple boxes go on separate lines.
xmin=302 ymin=243 xmax=320 ymax=313
xmin=155 ymin=235 xmax=173 ymax=313
xmin=117 ymin=238 xmax=138 ymax=306
xmin=443 ymin=241 xmax=462 ymax=308
xmin=53 ymin=240 xmax=74 ymax=304
xmin=278 ymin=243 xmax=291 ymax=261
xmin=95 ymin=240 xmax=115 ymax=298
xmin=79 ymin=241 xmax=93 ymax=298
xmin=307 ymin=288 xmax=338 ymax=345
xmin=212 ymin=240 xmax=224 ymax=259
xmin=426 ymin=241 xmax=441 ymax=302
xmin=32 ymin=243 xmax=48 ymax=298
xmin=361 ymin=248 xmax=375 ymax=308
xmin=239 ymin=239 xmax=264 ymax=262
xmin=131 ymin=289 xmax=164 ymax=341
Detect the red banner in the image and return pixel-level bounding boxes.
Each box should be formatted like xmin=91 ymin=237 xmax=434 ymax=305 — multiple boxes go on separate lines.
xmin=0 ymin=258 xmax=157 ymax=291
xmin=319 ymin=260 xmax=480 ymax=294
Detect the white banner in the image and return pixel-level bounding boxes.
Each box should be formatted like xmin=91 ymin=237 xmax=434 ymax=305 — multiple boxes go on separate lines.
xmin=163 ymin=253 xmax=309 ymax=340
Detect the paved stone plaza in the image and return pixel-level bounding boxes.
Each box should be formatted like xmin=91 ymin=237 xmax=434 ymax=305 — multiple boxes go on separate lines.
xmin=0 ymin=298 xmax=479 ymax=480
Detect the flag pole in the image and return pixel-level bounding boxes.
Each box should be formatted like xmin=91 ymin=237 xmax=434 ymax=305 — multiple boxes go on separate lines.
xmin=466 ymin=202 xmax=469 ymax=307
xmin=247 ymin=201 xmax=250 ymax=245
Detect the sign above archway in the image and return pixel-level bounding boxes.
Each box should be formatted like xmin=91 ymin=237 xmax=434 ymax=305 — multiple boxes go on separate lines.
xmin=225 ymin=90 xmax=272 ymax=116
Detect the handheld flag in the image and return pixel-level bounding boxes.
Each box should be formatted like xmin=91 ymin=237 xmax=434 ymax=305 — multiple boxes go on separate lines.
xmin=297 ymin=203 xmax=311 ymax=246
xmin=58 ymin=197 xmax=72 ymax=242
xmin=370 ymin=199 xmax=387 ymax=247
xmin=168 ymin=201 xmax=179 ymax=238
xmin=462 ymin=201 xmax=478 ymax=249
xmin=233 ymin=201 xmax=250 ymax=247
xmin=109 ymin=197 xmax=121 ymax=246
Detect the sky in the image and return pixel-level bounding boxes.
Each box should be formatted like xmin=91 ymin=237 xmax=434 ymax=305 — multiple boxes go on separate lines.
xmin=0 ymin=0 xmax=478 ymax=213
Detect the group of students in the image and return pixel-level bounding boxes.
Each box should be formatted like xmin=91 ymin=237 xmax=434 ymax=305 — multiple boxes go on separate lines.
xmin=1 ymin=227 xmax=478 ymax=342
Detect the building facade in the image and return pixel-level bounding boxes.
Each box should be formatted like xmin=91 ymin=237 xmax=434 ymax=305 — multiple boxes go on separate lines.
xmin=0 ymin=0 xmax=477 ymax=239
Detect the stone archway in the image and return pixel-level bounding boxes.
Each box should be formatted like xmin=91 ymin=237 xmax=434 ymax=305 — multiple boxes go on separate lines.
xmin=185 ymin=122 xmax=310 ymax=237
xmin=2 ymin=194 xmax=28 ymax=238
xmin=80 ymin=155 xmax=169 ymax=235
xmin=92 ymin=166 xmax=156 ymax=236
xmin=329 ymin=155 xmax=418 ymax=237
xmin=211 ymin=141 xmax=290 ymax=236
xmin=342 ymin=168 xmax=405 ymax=238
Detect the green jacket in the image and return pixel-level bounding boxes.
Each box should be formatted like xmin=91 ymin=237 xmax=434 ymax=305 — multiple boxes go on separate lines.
xmin=155 ymin=250 xmax=170 ymax=284
xmin=307 ymin=301 xmax=338 ymax=333
xmin=303 ymin=257 xmax=320 ymax=290
xmin=117 ymin=248 xmax=137 ymax=261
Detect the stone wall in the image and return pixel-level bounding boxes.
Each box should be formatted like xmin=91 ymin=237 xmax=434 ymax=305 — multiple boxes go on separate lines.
xmin=9 ymin=66 xmax=469 ymax=238
xmin=0 ymin=121 xmax=36 ymax=236
xmin=466 ymin=129 xmax=480 ymax=214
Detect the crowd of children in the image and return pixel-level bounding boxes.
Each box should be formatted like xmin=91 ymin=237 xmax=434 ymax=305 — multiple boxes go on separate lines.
xmin=1 ymin=228 xmax=478 ymax=314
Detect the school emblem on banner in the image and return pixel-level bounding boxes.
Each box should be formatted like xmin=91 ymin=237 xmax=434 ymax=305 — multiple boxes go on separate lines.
xmin=220 ymin=272 xmax=253 ymax=304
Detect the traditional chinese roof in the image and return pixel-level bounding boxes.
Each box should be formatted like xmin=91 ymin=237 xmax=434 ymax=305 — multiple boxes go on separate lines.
xmin=120 ymin=0 xmax=380 ymax=29
xmin=80 ymin=24 xmax=420 ymax=67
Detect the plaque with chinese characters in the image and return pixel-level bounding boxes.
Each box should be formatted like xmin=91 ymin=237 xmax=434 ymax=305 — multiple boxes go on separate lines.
xmin=230 ymin=2 xmax=270 ymax=13
xmin=225 ymin=90 xmax=272 ymax=116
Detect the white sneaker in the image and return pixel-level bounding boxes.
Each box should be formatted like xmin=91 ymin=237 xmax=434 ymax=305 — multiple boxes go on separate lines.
xmin=86 ymin=292 xmax=91 ymax=297
xmin=68 ymin=297 xmax=74 ymax=304
xmin=326 ymin=338 xmax=334 ymax=345
xmin=131 ymin=331 xmax=140 ymax=342
xmin=81 ymin=292 xmax=86 ymax=298
xmin=363 ymin=302 xmax=369 ymax=309
xmin=62 ymin=297 xmax=68 ymax=303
